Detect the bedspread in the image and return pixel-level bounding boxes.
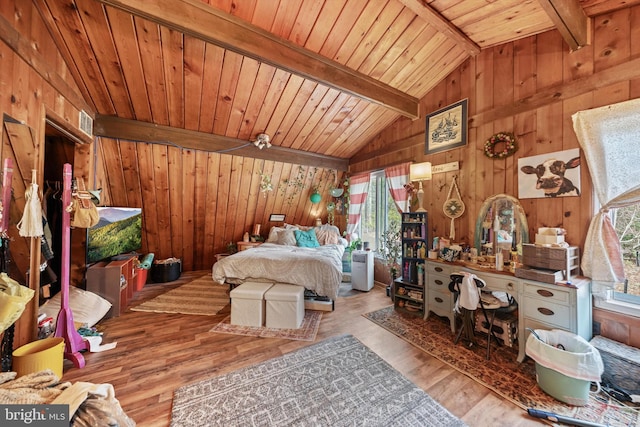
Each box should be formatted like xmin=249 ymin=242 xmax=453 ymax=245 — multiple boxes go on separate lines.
xmin=212 ymin=243 xmax=345 ymax=300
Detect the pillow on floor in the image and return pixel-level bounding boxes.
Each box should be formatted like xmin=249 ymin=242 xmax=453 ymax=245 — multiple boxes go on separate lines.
xmin=39 ymin=286 xmax=111 ymax=329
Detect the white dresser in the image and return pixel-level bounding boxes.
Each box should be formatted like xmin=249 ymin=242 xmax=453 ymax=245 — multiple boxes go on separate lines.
xmin=423 ymin=259 xmax=592 ymax=362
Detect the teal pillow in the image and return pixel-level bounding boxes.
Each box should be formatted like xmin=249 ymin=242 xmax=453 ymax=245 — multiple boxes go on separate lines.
xmin=294 ymin=229 xmax=320 ymax=248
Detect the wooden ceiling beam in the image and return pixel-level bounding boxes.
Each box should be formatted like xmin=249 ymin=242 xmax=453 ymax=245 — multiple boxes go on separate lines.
xmin=398 ymin=0 xmax=481 ymax=56
xmin=94 ymin=115 xmax=349 ymax=171
xmin=95 ymin=0 xmax=419 ymax=120
xmin=537 ymin=0 xmax=591 ymax=50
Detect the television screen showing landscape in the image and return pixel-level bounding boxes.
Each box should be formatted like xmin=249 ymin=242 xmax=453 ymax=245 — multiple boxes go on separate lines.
xmin=87 ymin=207 xmax=142 ymax=264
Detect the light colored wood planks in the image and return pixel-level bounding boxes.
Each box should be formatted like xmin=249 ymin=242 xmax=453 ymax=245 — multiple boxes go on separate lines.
xmin=96 ymin=0 xmax=420 ymax=119
xmin=58 ymin=271 xmax=543 ymax=426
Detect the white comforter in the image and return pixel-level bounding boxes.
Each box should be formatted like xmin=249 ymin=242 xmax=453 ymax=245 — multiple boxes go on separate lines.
xmin=212 ymin=243 xmax=345 ymax=300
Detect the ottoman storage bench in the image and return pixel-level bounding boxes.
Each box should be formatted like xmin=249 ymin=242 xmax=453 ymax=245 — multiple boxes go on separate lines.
xmin=230 ymin=281 xmax=273 ymax=327
xmin=265 ymin=284 xmax=305 ymax=329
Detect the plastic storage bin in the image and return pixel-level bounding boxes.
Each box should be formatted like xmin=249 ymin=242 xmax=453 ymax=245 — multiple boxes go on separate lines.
xmin=12 ymin=337 xmax=65 ymax=379
xmin=526 ymin=329 xmax=604 ymax=406
xmin=151 ymin=258 xmax=182 ymax=283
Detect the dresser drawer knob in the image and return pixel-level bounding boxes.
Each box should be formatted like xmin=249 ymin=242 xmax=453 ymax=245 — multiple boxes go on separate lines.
xmin=435 ymin=279 xmax=443 ymax=286
xmin=507 ymin=282 xmax=514 ymax=291
xmin=537 ymin=307 xmax=555 ymax=316
xmin=435 ymin=297 xmax=443 ymax=303
xmin=435 ymin=267 xmax=443 ymax=272
xmin=537 ymin=289 xmax=554 ymax=298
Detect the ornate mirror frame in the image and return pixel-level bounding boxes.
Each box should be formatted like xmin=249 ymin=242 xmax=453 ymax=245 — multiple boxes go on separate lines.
xmin=474 ymin=193 xmax=529 ymax=255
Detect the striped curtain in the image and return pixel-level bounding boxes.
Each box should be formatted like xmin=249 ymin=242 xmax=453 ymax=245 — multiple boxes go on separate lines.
xmin=384 ymin=163 xmax=410 ymax=213
xmin=346 ymin=172 xmax=371 ymax=238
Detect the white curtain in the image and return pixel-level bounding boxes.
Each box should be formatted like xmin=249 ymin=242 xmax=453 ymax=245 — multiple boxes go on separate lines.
xmin=572 ymin=97 xmax=640 ymax=288
xmin=346 ymin=172 xmax=371 ymax=239
xmin=384 ymin=163 xmax=410 ymax=213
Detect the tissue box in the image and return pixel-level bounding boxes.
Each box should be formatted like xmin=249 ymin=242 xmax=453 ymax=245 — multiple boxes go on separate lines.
xmin=535 ymin=227 xmax=565 ymax=245
xmin=535 ymin=234 xmax=565 ymax=245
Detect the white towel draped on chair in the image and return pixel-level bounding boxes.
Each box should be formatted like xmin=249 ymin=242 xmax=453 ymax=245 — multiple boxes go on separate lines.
xmin=454 ymin=272 xmax=481 ymax=313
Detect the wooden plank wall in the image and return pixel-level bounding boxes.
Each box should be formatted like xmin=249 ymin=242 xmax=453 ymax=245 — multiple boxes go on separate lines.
xmin=0 ymin=0 xmax=91 ymax=348
xmin=350 ymin=6 xmax=640 ymax=253
xmin=93 ymin=137 xmax=348 ymax=271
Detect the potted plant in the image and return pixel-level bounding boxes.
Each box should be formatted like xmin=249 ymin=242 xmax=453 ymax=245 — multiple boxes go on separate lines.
xmin=349 ymin=237 xmax=363 ymax=251
xmin=379 ymin=226 xmax=402 ymax=297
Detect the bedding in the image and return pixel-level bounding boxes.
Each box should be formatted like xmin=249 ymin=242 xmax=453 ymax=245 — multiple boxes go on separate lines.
xmin=212 ymin=242 xmax=345 ymax=300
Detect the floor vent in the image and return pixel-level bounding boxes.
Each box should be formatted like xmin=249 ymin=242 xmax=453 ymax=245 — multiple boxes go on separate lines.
xmin=79 ymin=110 xmax=93 ymax=137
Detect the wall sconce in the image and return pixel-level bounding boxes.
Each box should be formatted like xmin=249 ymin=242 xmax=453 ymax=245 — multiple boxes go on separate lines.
xmin=253 ymin=133 xmax=272 ymax=149
xmin=410 ymin=162 xmax=432 ymax=212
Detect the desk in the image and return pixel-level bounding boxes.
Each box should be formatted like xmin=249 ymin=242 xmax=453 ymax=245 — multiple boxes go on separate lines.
xmin=423 ymin=259 xmax=591 ymax=362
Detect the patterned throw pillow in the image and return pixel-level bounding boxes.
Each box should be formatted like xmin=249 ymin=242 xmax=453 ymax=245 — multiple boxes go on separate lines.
xmin=294 ymin=229 xmax=320 ymax=248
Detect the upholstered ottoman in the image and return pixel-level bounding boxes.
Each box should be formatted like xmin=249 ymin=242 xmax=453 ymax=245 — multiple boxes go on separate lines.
xmin=265 ymin=284 xmax=305 ymax=329
xmin=230 ymin=281 xmax=273 ymax=327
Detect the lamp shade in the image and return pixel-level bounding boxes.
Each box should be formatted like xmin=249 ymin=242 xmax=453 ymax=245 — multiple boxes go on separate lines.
xmin=410 ymin=162 xmax=432 ymax=181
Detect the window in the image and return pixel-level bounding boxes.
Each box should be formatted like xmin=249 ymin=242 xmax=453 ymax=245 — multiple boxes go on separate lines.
xmin=611 ymin=205 xmax=640 ymax=304
xmin=357 ymin=171 xmax=401 ymax=252
xmin=572 ymin=98 xmax=640 ymax=317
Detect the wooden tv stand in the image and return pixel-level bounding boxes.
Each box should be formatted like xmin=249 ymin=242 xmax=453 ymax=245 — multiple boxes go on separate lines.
xmin=86 ymin=255 xmax=138 ymax=318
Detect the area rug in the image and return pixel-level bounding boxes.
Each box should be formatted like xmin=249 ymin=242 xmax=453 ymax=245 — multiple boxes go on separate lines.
xmin=364 ymin=306 xmax=640 ymax=427
xmin=131 ymin=275 xmax=228 ymax=316
xmin=171 ymin=334 xmax=466 ymax=426
xmin=208 ymin=310 xmax=321 ymax=341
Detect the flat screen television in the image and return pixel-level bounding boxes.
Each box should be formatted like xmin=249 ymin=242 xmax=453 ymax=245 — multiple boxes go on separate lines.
xmin=87 ymin=207 xmax=142 ymax=264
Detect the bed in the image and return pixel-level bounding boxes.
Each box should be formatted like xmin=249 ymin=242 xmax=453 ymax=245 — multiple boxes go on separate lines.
xmin=212 ymin=224 xmax=346 ymax=301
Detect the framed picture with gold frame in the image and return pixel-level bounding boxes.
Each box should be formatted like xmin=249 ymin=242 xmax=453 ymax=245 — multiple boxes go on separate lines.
xmin=425 ymin=99 xmax=468 ymax=154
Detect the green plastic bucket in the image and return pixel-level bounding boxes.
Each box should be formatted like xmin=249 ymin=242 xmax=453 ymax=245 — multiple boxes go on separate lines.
xmin=535 ymin=362 xmax=591 ymax=406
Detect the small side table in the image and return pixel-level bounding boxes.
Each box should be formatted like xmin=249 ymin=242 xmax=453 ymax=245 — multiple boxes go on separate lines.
xmin=237 ymin=241 xmax=262 ymax=251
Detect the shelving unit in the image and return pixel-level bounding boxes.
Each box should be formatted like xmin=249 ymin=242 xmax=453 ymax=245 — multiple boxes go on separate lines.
xmin=394 ymin=212 xmax=428 ymax=316
xmin=86 ymin=255 xmax=138 ymax=318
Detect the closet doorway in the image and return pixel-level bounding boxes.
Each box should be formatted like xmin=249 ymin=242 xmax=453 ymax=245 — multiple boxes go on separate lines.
xmin=43 ymin=123 xmax=75 ymax=297
xmin=42 ymin=118 xmax=91 ymax=298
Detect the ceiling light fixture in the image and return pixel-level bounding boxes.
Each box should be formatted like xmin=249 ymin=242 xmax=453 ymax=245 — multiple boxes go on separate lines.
xmin=253 ymin=133 xmax=272 ymax=149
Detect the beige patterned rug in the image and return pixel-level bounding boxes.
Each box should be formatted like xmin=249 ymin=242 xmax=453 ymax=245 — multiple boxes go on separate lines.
xmin=364 ymin=306 xmax=640 ymax=427
xmin=171 ymin=334 xmax=465 ymax=426
xmin=131 ymin=275 xmax=229 ymax=315
xmin=209 ymin=310 xmax=321 ymax=341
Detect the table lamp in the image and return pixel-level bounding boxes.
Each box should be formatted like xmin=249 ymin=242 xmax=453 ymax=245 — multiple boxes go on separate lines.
xmin=410 ymin=162 xmax=432 ymax=212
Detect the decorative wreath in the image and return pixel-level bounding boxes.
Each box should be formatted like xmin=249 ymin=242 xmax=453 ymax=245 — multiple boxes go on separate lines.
xmin=484 ymin=132 xmax=517 ymax=159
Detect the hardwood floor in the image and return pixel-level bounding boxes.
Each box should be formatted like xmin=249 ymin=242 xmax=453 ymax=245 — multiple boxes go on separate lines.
xmin=60 ymin=271 xmax=544 ymax=426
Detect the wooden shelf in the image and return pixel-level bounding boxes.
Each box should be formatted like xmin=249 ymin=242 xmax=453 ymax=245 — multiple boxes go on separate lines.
xmin=86 ymin=256 xmax=138 ymax=318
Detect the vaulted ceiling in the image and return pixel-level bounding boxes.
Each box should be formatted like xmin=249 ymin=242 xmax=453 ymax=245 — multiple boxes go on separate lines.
xmin=34 ymin=0 xmax=635 ymax=168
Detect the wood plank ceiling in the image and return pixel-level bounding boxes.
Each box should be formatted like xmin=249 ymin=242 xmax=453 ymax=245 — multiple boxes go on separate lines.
xmin=24 ymin=0 xmax=638 ymax=269
xmin=33 ymin=0 xmax=587 ymax=163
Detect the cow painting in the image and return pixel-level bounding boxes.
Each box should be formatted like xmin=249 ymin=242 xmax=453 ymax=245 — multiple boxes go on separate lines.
xmin=518 ymin=149 xmax=581 ymax=199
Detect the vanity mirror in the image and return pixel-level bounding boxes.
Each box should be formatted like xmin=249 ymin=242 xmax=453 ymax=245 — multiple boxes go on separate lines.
xmin=474 ymin=194 xmax=529 ymax=257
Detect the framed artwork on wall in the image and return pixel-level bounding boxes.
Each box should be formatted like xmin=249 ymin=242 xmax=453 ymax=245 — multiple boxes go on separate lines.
xmin=518 ymin=148 xmax=581 ymax=199
xmin=425 ymin=99 xmax=468 ymax=154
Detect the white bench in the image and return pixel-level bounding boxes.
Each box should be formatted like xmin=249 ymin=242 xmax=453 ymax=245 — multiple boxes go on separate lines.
xmin=229 ymin=281 xmax=273 ymax=327
xmin=265 ymin=284 xmax=305 ymax=329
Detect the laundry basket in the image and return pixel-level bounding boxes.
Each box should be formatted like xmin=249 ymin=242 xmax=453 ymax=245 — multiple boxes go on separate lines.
xmin=526 ymin=329 xmax=604 ymax=406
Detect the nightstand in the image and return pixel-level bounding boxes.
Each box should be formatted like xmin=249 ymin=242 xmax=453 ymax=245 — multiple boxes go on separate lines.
xmin=237 ymin=241 xmax=262 ymax=251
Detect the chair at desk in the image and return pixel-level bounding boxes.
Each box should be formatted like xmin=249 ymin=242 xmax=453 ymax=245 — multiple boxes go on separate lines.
xmin=449 ymin=272 xmax=518 ymax=359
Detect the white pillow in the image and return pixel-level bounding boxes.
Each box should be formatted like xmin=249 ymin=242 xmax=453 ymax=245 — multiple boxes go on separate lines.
xmin=39 ymin=286 xmax=112 ymax=329
xmin=266 ymin=226 xmax=285 ymax=243
xmin=276 ymin=229 xmax=297 ymax=246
